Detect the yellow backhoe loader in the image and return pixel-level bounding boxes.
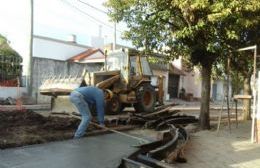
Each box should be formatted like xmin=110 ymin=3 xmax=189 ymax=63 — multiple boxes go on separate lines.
xmin=39 ymin=49 xmax=164 ymax=114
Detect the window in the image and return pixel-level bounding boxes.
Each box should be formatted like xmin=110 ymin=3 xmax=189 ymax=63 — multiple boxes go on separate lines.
xmin=141 ymin=57 xmax=153 ymax=76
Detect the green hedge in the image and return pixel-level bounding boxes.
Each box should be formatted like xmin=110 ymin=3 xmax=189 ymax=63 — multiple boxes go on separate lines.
xmin=0 ymin=54 xmax=22 ymax=79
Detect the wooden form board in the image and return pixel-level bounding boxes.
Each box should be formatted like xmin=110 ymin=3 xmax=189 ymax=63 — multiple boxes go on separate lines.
xmin=233 ymin=95 xmax=252 ymax=99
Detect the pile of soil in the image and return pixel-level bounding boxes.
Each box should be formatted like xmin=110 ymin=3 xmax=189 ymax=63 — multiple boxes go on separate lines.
xmin=0 ymin=110 xmax=81 ymax=149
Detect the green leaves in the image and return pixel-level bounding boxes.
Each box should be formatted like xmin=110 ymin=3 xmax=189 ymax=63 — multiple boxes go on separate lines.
xmin=106 ymin=0 xmax=259 ymax=67
xmin=0 ymin=34 xmax=22 ymax=78
xmin=225 ymin=30 xmax=238 ymax=40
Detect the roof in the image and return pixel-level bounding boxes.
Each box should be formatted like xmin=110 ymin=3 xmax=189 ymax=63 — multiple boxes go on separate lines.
xmin=33 ymin=35 xmax=90 ymax=49
xmin=67 ymin=48 xmax=104 ymax=62
xmin=169 ymin=63 xmax=186 ymax=76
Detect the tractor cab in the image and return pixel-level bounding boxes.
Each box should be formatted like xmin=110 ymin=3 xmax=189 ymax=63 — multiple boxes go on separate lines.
xmin=106 ymin=49 xmax=153 ymax=89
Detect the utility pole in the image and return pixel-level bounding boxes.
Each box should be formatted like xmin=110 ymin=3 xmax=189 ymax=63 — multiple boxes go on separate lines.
xmin=27 ymin=0 xmax=34 ymax=96
xmin=113 ymin=22 xmax=116 ymax=50
xmin=226 ymin=55 xmax=231 ymax=133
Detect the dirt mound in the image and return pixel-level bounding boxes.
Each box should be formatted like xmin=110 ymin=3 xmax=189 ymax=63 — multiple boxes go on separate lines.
xmin=0 ymin=110 xmax=46 ymax=127
xmin=0 ymin=110 xmax=80 ymax=149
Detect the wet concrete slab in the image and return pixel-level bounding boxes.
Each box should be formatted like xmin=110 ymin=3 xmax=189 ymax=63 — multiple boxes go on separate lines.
xmin=0 ymin=133 xmax=140 ymax=168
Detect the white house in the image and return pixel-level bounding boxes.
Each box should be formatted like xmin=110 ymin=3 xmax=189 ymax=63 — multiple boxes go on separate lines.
xmin=33 ymin=35 xmax=90 ymax=61
xmin=31 ymin=35 xmax=99 ymax=103
xmin=180 ymin=67 xmax=202 ymax=99
xmin=172 ymin=57 xmax=228 ymax=101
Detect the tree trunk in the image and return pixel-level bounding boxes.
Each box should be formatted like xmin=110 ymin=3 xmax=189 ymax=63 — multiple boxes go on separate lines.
xmin=199 ymin=64 xmax=212 ymax=129
xmin=243 ymin=77 xmax=251 ymax=120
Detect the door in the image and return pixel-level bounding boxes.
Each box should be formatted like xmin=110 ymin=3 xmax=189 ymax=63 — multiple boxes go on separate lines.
xmin=168 ymin=74 xmax=180 ymax=98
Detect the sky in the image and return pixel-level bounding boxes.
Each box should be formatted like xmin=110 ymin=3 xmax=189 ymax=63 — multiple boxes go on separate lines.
xmin=0 ymin=0 xmax=130 ymax=74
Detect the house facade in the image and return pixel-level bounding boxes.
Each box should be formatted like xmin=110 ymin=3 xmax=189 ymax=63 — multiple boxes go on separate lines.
xmin=149 ymin=63 xmax=170 ymax=100
xmin=32 ymin=35 xmax=101 ymax=103
xmin=171 ymin=57 xmax=229 ymax=101
xmin=31 ymin=36 xmax=227 ymax=103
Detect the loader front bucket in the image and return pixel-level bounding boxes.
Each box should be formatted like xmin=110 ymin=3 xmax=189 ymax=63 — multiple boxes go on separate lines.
xmin=51 ymin=96 xmax=79 ymax=114
xmin=39 ymin=75 xmax=85 ymax=96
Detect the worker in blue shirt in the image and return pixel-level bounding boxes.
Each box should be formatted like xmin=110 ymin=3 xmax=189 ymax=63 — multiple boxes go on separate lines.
xmin=70 ymin=86 xmax=105 ymax=138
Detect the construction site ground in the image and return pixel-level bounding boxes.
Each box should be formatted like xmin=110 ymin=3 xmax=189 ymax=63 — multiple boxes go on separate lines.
xmin=0 ymin=120 xmax=258 ymax=168
xmin=0 ymin=110 xmax=138 ymax=149
xmin=0 ymin=110 xmax=80 ymax=149
xmin=177 ymin=121 xmax=260 ymax=168
xmin=172 ymin=99 xmax=260 ymax=168
xmin=0 ymin=98 xmax=259 ymax=168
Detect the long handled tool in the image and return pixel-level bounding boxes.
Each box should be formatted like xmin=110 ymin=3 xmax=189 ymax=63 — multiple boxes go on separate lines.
xmin=90 ymin=121 xmax=149 ymax=143
xmin=71 ymin=114 xmax=149 ymax=143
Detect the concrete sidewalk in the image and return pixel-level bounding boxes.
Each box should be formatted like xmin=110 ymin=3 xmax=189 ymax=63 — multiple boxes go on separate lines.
xmin=0 ymin=133 xmax=140 ymax=168
xmin=176 ymin=121 xmax=260 ymax=168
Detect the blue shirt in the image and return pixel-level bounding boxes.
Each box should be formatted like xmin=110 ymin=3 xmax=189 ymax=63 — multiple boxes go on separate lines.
xmin=75 ymin=86 xmax=105 ymax=124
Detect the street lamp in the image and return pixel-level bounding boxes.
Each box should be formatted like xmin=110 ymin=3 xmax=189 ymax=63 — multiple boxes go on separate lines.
xmin=238 ymin=45 xmax=257 ymax=143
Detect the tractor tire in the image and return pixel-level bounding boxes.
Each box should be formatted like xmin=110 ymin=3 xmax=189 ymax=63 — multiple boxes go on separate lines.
xmin=134 ymin=84 xmax=156 ymax=113
xmin=105 ymin=95 xmax=122 ymax=115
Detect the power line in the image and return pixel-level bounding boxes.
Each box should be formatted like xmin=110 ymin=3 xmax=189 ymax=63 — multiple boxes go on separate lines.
xmin=75 ymin=0 xmax=124 ymax=34
xmin=61 ymin=0 xmax=123 ymax=33
xmin=62 ymin=0 xmax=112 ymax=29
xmin=78 ymin=0 xmax=107 ymax=14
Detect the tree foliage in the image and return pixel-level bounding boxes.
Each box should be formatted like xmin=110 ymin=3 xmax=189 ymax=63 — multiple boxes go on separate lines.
xmin=0 ymin=34 xmax=22 ymax=80
xmin=106 ymin=0 xmax=260 ymax=129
